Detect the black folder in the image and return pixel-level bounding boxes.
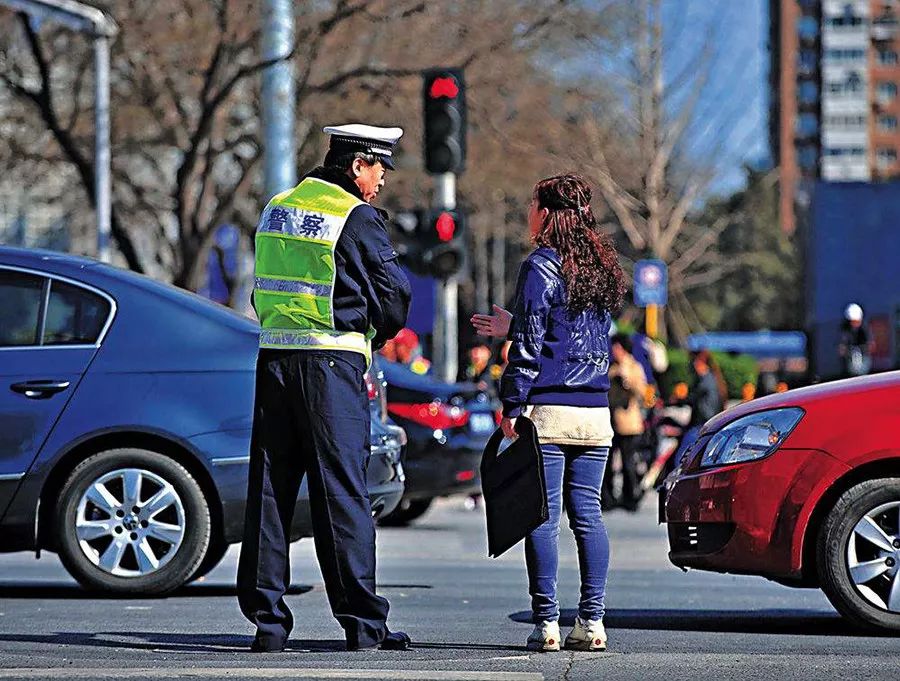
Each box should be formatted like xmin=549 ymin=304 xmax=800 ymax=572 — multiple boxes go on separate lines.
xmin=480 ymin=416 xmax=548 ymax=558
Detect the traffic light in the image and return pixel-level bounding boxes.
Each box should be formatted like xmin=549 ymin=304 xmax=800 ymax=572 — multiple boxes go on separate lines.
xmin=390 ymin=208 xmax=467 ymax=278
xmin=421 ymin=208 xmax=466 ymax=278
xmin=423 ymin=68 xmax=466 ymax=174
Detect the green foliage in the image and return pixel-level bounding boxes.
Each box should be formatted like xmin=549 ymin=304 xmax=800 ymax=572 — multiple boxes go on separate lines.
xmin=659 ymin=348 xmax=691 ymax=399
xmin=687 ymin=167 xmax=803 ymax=332
xmin=715 ymin=353 xmax=759 ymax=399
xmin=659 ymin=348 xmax=759 ymax=401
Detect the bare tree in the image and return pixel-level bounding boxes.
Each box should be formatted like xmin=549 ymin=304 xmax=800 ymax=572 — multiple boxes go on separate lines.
xmin=0 ymin=0 xmax=621 ymax=308
xmin=571 ymin=0 xmax=760 ymax=342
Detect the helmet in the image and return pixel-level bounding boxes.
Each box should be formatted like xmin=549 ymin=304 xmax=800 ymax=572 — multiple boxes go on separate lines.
xmin=393 ymin=327 xmax=419 ymax=350
xmin=844 ymin=303 xmax=863 ymax=322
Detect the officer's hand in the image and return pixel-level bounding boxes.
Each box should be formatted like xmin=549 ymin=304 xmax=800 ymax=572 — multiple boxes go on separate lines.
xmin=501 ymin=416 xmax=518 ymax=440
xmin=471 ymin=304 xmax=512 ymax=338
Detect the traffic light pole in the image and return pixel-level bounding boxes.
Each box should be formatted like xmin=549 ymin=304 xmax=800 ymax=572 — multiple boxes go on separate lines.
xmin=432 ymin=172 xmax=458 ymax=382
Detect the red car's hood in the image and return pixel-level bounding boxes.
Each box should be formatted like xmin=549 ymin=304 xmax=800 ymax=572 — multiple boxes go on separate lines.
xmin=702 ymin=371 xmax=900 ymax=434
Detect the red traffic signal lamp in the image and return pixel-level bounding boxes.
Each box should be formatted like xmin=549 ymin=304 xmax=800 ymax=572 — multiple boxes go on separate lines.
xmin=422 ymin=208 xmax=466 ymax=278
xmin=423 ymin=68 xmax=466 ymax=174
xmin=435 ymin=211 xmax=456 ymax=242
xmin=429 ymin=77 xmax=460 ymax=99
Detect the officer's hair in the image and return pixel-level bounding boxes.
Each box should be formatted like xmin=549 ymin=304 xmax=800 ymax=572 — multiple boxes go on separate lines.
xmin=323 ymin=150 xmax=382 ymax=171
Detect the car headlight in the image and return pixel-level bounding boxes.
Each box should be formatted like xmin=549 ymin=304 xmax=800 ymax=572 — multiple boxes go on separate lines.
xmin=700 ymin=408 xmax=804 ymax=468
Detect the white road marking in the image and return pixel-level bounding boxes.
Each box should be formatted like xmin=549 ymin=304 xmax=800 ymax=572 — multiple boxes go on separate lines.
xmin=0 ymin=669 xmax=543 ymax=680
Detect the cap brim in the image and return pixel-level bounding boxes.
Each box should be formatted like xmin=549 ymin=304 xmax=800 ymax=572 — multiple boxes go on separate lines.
xmin=378 ymin=155 xmax=395 ymax=170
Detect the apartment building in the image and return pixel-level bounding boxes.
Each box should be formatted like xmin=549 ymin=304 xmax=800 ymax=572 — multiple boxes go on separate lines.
xmin=770 ymin=0 xmax=900 ymax=232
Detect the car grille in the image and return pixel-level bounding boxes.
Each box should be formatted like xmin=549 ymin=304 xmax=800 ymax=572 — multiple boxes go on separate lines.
xmin=668 ymin=522 xmax=735 ymax=555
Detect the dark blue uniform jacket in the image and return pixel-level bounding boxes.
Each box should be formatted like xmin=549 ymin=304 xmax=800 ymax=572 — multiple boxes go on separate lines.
xmin=302 ymin=166 xmax=411 ymax=350
xmin=500 ymin=247 xmax=612 ymax=418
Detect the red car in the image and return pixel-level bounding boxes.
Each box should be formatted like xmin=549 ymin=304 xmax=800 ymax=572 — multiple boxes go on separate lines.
xmin=661 ymin=372 xmax=900 ymax=632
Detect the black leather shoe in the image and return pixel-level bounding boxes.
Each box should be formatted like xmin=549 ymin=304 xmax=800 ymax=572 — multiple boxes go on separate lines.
xmin=379 ymin=631 xmax=412 ymax=650
xmin=250 ymin=636 xmax=286 ymax=653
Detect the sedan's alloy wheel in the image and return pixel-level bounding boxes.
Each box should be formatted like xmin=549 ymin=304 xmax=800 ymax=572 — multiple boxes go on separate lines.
xmin=75 ymin=468 xmax=186 ymax=577
xmin=846 ymin=500 xmax=900 ymax=613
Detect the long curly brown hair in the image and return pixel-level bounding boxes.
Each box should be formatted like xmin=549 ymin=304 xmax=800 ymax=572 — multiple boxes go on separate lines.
xmin=533 ymin=174 xmax=627 ymax=314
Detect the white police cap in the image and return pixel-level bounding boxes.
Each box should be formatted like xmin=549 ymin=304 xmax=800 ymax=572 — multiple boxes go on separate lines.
xmin=324 ymin=124 xmax=404 ymax=169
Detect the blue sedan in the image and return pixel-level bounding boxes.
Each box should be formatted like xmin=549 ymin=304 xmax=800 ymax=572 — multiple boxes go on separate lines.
xmin=0 ymin=246 xmax=404 ymax=595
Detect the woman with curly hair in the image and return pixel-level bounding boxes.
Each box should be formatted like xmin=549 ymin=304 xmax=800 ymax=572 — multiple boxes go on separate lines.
xmin=473 ymin=174 xmax=626 ymax=653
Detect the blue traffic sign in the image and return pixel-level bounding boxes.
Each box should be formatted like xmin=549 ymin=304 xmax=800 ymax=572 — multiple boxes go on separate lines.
xmin=633 ymin=259 xmax=668 ymax=307
xmin=687 ymin=331 xmax=807 ymax=358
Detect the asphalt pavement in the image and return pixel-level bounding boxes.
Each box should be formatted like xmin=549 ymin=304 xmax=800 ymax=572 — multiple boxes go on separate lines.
xmin=0 ymin=497 xmax=898 ymax=680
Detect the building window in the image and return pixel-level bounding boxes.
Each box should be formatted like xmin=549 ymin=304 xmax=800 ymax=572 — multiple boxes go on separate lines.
xmin=874 ymin=12 xmax=899 ymax=28
xmin=825 ymin=114 xmax=866 ymax=128
xmin=879 ymin=114 xmax=898 ymax=131
xmin=798 ymin=15 xmax=819 ymax=40
xmin=878 ymin=49 xmax=899 ymax=65
xmin=824 ymin=48 xmax=866 ymax=62
xmin=824 ymin=147 xmax=865 ymax=157
xmin=877 ymin=81 xmax=898 ymax=101
xmin=877 ymin=147 xmax=898 ymax=168
xmin=798 ymin=80 xmax=819 ymax=105
xmin=798 ymin=49 xmax=818 ymax=73
xmin=797 ymin=145 xmax=818 ymax=171
xmin=827 ymin=72 xmax=864 ymax=95
xmin=796 ymin=113 xmax=819 ymax=137
xmin=824 ymin=6 xmax=865 ymax=28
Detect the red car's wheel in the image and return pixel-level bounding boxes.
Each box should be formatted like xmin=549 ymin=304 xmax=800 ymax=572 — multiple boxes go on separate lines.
xmin=818 ymin=478 xmax=900 ymax=633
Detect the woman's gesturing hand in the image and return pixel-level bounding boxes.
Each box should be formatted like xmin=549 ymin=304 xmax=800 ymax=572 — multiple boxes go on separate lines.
xmin=500 ymin=416 xmax=518 ymax=440
xmin=471 ymin=304 xmax=512 ymax=338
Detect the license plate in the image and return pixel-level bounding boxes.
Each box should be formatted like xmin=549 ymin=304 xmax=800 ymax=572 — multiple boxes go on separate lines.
xmin=469 ymin=413 xmax=495 ymax=434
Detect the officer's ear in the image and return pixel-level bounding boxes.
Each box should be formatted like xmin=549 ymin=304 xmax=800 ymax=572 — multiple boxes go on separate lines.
xmin=351 ymin=157 xmax=368 ymax=178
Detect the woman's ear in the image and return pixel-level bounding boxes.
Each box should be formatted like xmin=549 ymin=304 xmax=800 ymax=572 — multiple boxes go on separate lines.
xmin=540 ymin=207 xmax=549 ymax=222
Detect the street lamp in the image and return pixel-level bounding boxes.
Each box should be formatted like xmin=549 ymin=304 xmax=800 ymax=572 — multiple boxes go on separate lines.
xmin=1 ymin=0 xmax=117 ymax=263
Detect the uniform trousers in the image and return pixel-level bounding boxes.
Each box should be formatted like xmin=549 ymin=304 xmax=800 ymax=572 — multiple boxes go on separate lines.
xmin=237 ymin=349 xmax=389 ymax=650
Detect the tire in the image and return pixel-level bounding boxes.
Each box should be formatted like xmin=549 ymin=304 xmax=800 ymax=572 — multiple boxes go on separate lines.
xmin=188 ymin=536 xmax=229 ymax=583
xmin=56 ymin=448 xmax=211 ymax=596
xmin=378 ymin=498 xmax=433 ymax=527
xmin=817 ymin=478 xmax=900 ymax=633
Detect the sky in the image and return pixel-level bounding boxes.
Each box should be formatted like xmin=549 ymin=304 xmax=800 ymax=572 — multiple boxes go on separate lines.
xmin=665 ymin=0 xmax=769 ymax=194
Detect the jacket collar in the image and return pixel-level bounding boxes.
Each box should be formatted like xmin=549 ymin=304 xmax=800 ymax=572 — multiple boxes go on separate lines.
xmin=304 ymin=166 xmax=365 ymax=200
xmin=532 ymin=246 xmax=561 ymax=265
xmin=303 ymin=166 xmax=390 ymax=221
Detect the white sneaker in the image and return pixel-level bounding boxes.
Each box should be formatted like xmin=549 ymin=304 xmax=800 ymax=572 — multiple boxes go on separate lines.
xmin=526 ymin=620 xmax=561 ymax=652
xmin=564 ymin=616 xmax=607 ymax=651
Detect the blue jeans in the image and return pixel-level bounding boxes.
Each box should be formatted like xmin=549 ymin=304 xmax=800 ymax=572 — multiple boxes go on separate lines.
xmin=525 ymin=444 xmax=610 ymax=623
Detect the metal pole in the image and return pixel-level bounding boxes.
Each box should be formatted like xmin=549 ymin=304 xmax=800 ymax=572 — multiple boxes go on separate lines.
xmin=94 ymin=35 xmax=111 ymax=263
xmin=261 ymin=0 xmax=296 ymax=200
xmin=433 ymin=172 xmax=458 ymax=382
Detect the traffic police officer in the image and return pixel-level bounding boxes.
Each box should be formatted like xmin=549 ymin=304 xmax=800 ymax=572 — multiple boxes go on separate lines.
xmin=238 ymin=124 xmax=412 ymax=652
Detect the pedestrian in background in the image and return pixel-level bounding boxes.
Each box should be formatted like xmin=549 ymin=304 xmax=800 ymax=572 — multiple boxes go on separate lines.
xmin=602 ymin=334 xmax=647 ymax=513
xmin=460 ymin=342 xmax=495 ymax=385
xmin=380 ymin=327 xmax=431 ymax=375
xmin=496 ymin=174 xmax=626 ymax=653
xmin=839 ymin=303 xmax=873 ymax=377
xmin=238 ymin=124 xmax=412 ymax=653
xmin=673 ymin=349 xmax=727 ymax=465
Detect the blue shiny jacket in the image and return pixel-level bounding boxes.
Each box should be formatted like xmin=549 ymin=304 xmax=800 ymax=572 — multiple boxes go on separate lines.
xmin=500 ymin=247 xmax=612 ymax=418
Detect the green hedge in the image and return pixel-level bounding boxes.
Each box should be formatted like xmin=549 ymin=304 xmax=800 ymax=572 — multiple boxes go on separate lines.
xmin=658 ymin=349 xmax=758 ymax=401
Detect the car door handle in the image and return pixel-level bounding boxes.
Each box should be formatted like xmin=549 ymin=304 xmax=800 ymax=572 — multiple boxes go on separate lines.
xmin=10 ymin=381 xmax=72 ymax=399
